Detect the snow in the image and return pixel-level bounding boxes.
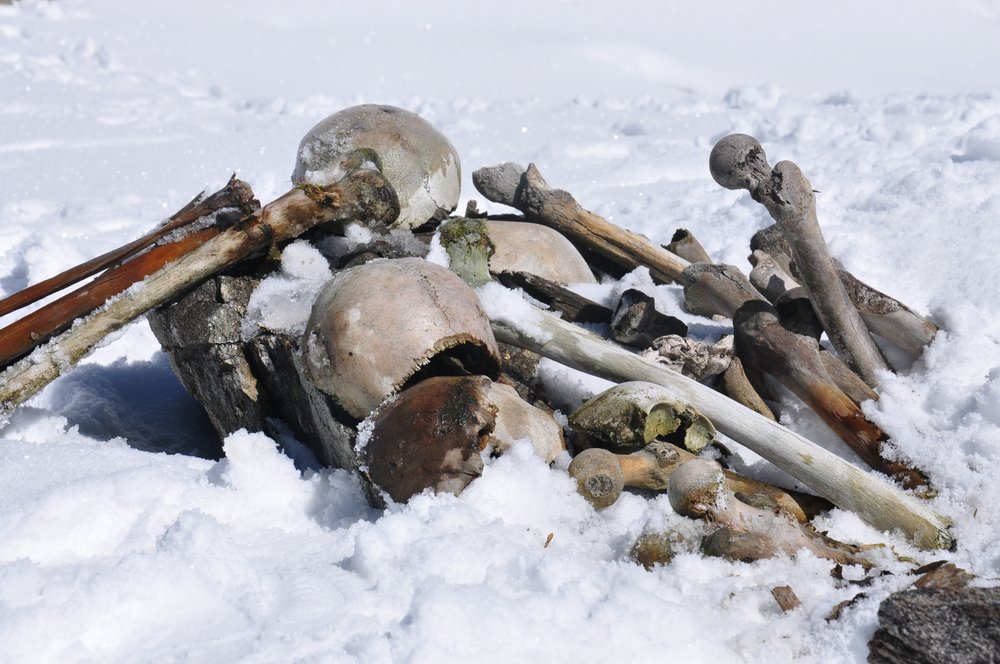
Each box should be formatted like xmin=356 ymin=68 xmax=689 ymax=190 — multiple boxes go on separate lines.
xmin=3 ymin=1 xmax=1000 ymax=662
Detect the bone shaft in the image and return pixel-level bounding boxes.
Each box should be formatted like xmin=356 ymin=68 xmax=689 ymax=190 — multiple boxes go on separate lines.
xmin=775 ymin=204 xmax=889 ymax=385
xmin=488 ymin=306 xmax=951 ymax=549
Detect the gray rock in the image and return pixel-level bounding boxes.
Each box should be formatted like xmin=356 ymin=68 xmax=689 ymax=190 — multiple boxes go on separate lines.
xmin=868 ymin=586 xmax=1000 ymax=663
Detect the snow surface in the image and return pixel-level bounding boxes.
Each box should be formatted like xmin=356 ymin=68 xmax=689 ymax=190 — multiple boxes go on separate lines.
xmin=3 ymin=1 xmax=1000 ymax=662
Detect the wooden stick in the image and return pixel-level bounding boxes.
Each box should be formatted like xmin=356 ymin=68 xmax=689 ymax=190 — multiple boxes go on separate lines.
xmin=711 ymin=134 xmax=889 ymax=386
xmin=0 ymin=169 xmax=399 ymax=420
xmin=478 ymin=285 xmax=951 ymax=549
xmin=733 ymin=300 xmax=925 ymax=488
xmin=473 ymin=163 xmax=690 ymax=283
xmin=0 ymin=178 xmax=255 ymax=318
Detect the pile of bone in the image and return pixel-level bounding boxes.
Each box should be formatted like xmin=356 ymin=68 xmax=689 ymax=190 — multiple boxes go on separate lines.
xmin=152 ymin=104 xmax=942 ymax=567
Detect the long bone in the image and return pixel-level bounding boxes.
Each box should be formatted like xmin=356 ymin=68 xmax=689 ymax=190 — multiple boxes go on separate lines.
xmin=750 ymin=231 xmax=939 ymax=358
xmin=567 ymin=441 xmax=830 ymax=522
xmin=441 ymin=201 xmax=951 ymax=548
xmin=710 ymin=134 xmax=889 ymax=386
xmin=733 ymin=300 xmax=925 ymax=488
xmin=668 ymin=457 xmax=875 ymax=566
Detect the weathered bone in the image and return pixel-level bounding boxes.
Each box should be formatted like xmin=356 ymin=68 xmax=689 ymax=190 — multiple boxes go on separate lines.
xmin=666 ymin=228 xmax=712 ymax=263
xmin=749 ymin=240 xmax=938 ymax=360
xmin=668 ymin=457 xmax=874 ymax=566
xmin=472 ymin=162 xmax=690 ymax=283
xmin=711 ymin=134 xmax=889 ymax=386
xmin=610 ymin=289 xmax=688 ymax=348
xmin=485 ymin=220 xmax=596 ymax=285
xmin=0 ymin=168 xmax=400 ymax=420
xmin=568 ymin=441 xmax=830 ymax=522
xmin=749 ymin=249 xmax=799 ymax=303
xmin=479 ymin=284 xmax=951 ymax=549
xmin=720 ymin=355 xmax=777 ymax=421
xmin=681 ymin=262 xmax=768 ymax=318
xmin=570 ymin=381 xmax=715 ymax=454
xmin=640 ymin=335 xmax=733 ymax=381
xmin=496 ymin=271 xmax=612 ymax=324
xmin=733 ymin=300 xmax=925 ymax=487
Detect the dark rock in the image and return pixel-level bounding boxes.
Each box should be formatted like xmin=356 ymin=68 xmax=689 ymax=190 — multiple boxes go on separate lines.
xmin=868 ymin=586 xmax=1000 ymax=663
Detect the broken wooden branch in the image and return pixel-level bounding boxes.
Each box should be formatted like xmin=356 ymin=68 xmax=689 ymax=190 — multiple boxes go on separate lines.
xmin=0 ymin=168 xmax=400 ymax=421
xmin=478 ymin=283 xmax=951 ymax=549
xmin=0 ymin=177 xmax=256 ymax=319
xmin=711 ymin=134 xmax=889 ymax=386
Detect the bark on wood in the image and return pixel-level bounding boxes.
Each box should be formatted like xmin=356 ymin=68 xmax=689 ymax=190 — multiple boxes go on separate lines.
xmin=665 ymin=228 xmax=712 ymax=263
xmin=495 ymin=271 xmax=612 ymax=324
xmin=733 ymin=300 xmax=925 ymax=488
xmin=0 ymin=169 xmax=400 ymax=421
xmin=610 ymin=289 xmax=688 ymax=347
xmin=472 ymin=162 xmax=690 ymax=283
xmin=482 ymin=287 xmax=952 ymax=549
xmin=0 ymin=177 xmax=256 ymax=318
xmin=710 ymin=134 xmax=889 ymax=386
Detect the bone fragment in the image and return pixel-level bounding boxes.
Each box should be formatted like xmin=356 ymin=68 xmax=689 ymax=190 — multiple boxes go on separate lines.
xmin=733 ymin=300 xmax=924 ymax=487
xmin=669 ymin=458 xmax=875 ymax=566
xmin=610 ymin=289 xmax=688 ymax=348
xmin=681 ymin=262 xmax=767 ymax=318
xmin=665 ymin=228 xmax=712 ymax=264
xmin=482 ymin=288 xmax=951 ymax=549
xmin=472 ymin=162 xmax=690 ymax=283
xmin=711 ymin=134 xmax=889 ymax=385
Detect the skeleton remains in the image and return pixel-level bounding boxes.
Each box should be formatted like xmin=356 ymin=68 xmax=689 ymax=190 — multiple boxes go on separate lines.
xmin=0 ymin=107 xmax=952 ymax=574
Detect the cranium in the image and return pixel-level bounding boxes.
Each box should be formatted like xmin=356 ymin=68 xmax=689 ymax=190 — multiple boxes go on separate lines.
xmin=292 ymin=104 xmax=461 ymax=229
xmin=302 ymin=257 xmax=500 ymax=419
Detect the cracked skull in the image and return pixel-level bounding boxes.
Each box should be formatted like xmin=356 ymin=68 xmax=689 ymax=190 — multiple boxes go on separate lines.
xmin=292 ymin=104 xmax=461 ymax=229
xmin=302 ymin=257 xmax=501 ymax=419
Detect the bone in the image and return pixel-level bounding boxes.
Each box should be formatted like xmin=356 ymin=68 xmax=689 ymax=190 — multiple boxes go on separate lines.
xmin=610 ymin=289 xmax=688 ymax=348
xmin=733 ymin=300 xmax=925 ymax=487
xmin=681 ymin=262 xmax=768 ymax=318
xmin=568 ymin=442 xmax=831 ymax=522
xmin=750 ymin=232 xmax=938 ymax=359
xmin=495 ymin=270 xmax=612 ymax=324
xmin=665 ymin=228 xmax=712 ymax=263
xmin=442 ymin=219 xmax=951 ymax=548
xmin=485 ymin=220 xmax=597 ymax=285
xmin=0 ymin=168 xmax=400 ymax=420
xmin=720 ymin=355 xmax=777 ymax=421
xmin=472 ymin=162 xmax=690 ymax=283
xmin=668 ymin=458 xmax=874 ymax=566
xmin=749 ymin=249 xmax=799 ymax=303
xmin=641 ymin=335 xmax=733 ymax=381
xmin=484 ymin=292 xmax=951 ymax=549
xmin=569 ymin=381 xmax=716 ymax=454
xmin=712 ymin=134 xmax=889 ymax=386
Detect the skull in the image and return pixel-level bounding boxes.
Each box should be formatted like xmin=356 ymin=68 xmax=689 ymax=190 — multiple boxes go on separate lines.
xmin=302 ymin=257 xmax=500 ymax=419
xmin=292 ymin=104 xmax=461 ymax=229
